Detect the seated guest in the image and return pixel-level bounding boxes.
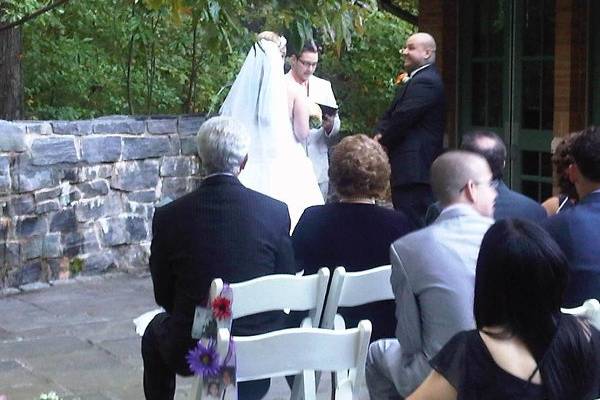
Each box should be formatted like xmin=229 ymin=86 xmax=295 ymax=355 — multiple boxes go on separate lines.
xmin=142 ymin=116 xmax=295 ymax=400
xmin=543 ymin=126 xmax=600 ymax=307
xmin=542 ymin=132 xmax=580 ymax=215
xmin=425 ymin=130 xmax=546 ymax=224
xmin=292 ymin=134 xmax=414 ymax=341
xmin=366 ymin=151 xmax=496 ymax=399
xmin=461 ymin=130 xmax=546 ymax=222
xmin=409 ymin=219 xmax=600 ymax=400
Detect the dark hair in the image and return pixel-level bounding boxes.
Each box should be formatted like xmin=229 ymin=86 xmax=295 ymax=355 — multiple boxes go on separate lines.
xmin=571 ymin=126 xmax=600 ymax=182
xmin=291 ymin=39 xmax=319 ymax=57
xmin=552 ymin=132 xmax=580 ymax=200
xmin=460 ymin=130 xmax=506 ymax=180
xmin=474 ymin=219 xmax=596 ymax=399
xmin=329 ymin=134 xmax=390 ymax=199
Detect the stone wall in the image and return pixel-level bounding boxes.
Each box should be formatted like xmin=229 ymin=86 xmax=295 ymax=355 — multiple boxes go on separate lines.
xmin=0 ymin=115 xmax=205 ymax=290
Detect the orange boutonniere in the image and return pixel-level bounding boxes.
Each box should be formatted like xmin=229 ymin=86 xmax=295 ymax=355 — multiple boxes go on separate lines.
xmin=395 ymin=71 xmax=410 ymax=85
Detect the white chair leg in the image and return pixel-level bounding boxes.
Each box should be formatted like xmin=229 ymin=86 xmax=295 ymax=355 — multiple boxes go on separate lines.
xmin=302 ymin=369 xmax=317 ymax=400
xmin=189 ymin=376 xmax=203 ymax=400
xmin=291 ymin=373 xmax=304 ymax=400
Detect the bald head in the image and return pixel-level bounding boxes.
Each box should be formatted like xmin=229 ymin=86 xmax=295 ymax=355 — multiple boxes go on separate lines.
xmin=411 ymin=33 xmax=436 ymax=52
xmin=431 ymin=151 xmax=493 ymax=207
xmin=403 ymin=32 xmax=437 ymax=72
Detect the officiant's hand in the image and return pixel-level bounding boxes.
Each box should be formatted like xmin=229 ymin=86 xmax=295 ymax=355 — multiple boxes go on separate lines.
xmin=323 ymin=114 xmax=335 ymax=134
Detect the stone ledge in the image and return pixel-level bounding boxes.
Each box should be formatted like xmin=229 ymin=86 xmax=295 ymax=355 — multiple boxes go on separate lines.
xmin=0 ymin=121 xmax=26 ymax=152
xmin=0 ymin=115 xmax=205 ymax=289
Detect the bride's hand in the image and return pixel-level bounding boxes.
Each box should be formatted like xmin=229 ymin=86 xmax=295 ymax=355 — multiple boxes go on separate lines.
xmin=308 ymin=102 xmax=323 ymax=129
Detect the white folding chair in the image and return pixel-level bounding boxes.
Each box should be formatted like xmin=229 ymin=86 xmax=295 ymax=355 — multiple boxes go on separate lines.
xmin=190 ymin=269 xmax=330 ymax=399
xmin=321 ymin=265 xmax=394 ymax=331
xmin=209 ymin=268 xmax=330 ymax=328
xmin=316 ymin=265 xmax=392 ymax=399
xmin=561 ymin=298 xmax=600 ymax=330
xmin=217 ymin=320 xmax=372 ymax=400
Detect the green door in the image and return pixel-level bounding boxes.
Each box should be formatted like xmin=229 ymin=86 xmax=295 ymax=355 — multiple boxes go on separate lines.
xmin=459 ymin=0 xmax=554 ymax=202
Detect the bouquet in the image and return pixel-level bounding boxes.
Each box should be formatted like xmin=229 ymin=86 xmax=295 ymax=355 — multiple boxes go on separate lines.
xmin=308 ymin=101 xmax=323 ymax=129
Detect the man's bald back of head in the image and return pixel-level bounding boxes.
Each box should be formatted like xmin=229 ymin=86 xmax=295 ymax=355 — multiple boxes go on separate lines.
xmin=431 ymin=150 xmax=491 ymax=206
xmin=412 ymin=32 xmax=436 ymax=52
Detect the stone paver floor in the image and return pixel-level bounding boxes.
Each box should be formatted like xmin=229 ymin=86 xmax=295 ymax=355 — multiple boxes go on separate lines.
xmin=0 ymin=273 xmax=369 ymax=400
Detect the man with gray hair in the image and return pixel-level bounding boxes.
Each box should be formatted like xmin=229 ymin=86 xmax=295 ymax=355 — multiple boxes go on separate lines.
xmin=366 ymin=150 xmax=496 ymax=399
xmin=142 ymin=116 xmax=295 ymax=399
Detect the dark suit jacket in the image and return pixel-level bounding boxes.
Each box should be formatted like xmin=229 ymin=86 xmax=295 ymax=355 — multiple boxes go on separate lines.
xmin=377 ymin=64 xmax=445 ymax=187
xmin=425 ymin=180 xmax=547 ymax=225
xmin=149 ymin=174 xmax=295 ymax=359
xmin=543 ymin=192 xmax=600 ymax=307
xmin=292 ymin=203 xmax=415 ymax=341
xmin=494 ymin=181 xmax=547 ymax=223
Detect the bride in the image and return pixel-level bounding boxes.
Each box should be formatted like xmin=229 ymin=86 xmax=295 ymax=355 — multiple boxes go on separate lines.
xmin=220 ymin=32 xmax=324 ymax=230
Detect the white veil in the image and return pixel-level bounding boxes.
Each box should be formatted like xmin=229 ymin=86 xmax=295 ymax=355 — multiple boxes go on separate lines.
xmin=220 ymin=38 xmax=323 ymax=229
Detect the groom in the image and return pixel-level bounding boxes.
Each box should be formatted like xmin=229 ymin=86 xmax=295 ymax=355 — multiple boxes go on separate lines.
xmin=375 ymin=32 xmax=445 ymax=224
xmin=287 ymin=39 xmax=341 ymax=201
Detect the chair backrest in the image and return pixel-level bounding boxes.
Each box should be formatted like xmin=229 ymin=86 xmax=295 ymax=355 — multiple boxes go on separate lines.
xmin=217 ymin=320 xmax=372 ymax=399
xmin=190 ymin=270 xmax=331 ymax=400
xmin=321 ymin=265 xmax=393 ymax=330
xmin=561 ymin=298 xmax=600 ymax=330
xmin=209 ymin=268 xmax=330 ymax=328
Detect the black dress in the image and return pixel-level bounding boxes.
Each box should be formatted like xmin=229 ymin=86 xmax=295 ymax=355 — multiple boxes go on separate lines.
xmin=291 ymin=202 xmax=414 ymax=341
xmin=431 ymin=328 xmax=600 ymax=399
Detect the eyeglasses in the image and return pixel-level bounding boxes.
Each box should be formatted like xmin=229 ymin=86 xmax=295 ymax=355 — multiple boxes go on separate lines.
xmin=297 ymin=58 xmax=318 ymax=68
xmin=483 ymin=179 xmax=500 ymax=190
xmin=459 ymin=179 xmax=499 ymax=193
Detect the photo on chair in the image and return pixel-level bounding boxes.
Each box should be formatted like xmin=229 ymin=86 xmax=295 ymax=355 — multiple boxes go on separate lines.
xmin=218 ymin=366 xmax=237 ymax=400
xmin=200 ymin=366 xmax=237 ymax=400
xmin=191 ymin=305 xmax=221 ymax=339
xmin=203 ymin=380 xmax=222 ymax=400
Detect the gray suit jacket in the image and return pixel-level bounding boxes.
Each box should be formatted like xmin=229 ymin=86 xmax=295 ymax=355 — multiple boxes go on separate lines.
xmin=390 ymin=204 xmax=493 ymax=395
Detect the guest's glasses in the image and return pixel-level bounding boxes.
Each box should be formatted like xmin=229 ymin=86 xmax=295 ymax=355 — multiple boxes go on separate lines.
xmin=297 ymin=58 xmax=318 ymax=68
xmin=459 ymin=178 xmax=499 ymax=193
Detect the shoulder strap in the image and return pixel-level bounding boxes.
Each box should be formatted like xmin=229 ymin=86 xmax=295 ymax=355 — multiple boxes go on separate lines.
xmin=520 ymin=364 xmax=540 ymax=394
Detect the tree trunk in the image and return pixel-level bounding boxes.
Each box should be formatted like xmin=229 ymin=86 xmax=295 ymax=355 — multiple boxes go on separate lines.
xmin=0 ymin=26 xmax=23 ymax=120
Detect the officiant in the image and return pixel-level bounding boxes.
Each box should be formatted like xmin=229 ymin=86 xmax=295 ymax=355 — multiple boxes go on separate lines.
xmin=286 ymin=39 xmax=341 ymax=201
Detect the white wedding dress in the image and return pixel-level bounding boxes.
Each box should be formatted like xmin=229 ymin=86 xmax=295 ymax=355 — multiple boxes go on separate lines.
xmin=220 ymin=39 xmax=324 ymax=230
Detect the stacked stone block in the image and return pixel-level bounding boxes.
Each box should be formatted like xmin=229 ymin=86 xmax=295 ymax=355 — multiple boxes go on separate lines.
xmin=0 ymin=116 xmax=205 ymax=290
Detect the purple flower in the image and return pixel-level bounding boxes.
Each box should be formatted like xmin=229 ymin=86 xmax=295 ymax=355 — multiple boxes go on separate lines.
xmin=186 ymin=340 xmax=220 ymax=377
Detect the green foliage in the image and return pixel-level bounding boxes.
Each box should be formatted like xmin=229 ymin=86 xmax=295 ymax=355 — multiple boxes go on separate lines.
xmin=20 ymin=1 xmax=414 ymax=132
xmin=68 ymin=257 xmax=84 ymax=275
xmin=319 ymin=11 xmax=411 ymax=134
xmin=1 ymin=0 xmax=51 ymax=21
xmin=21 ymin=0 xmax=250 ymax=118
